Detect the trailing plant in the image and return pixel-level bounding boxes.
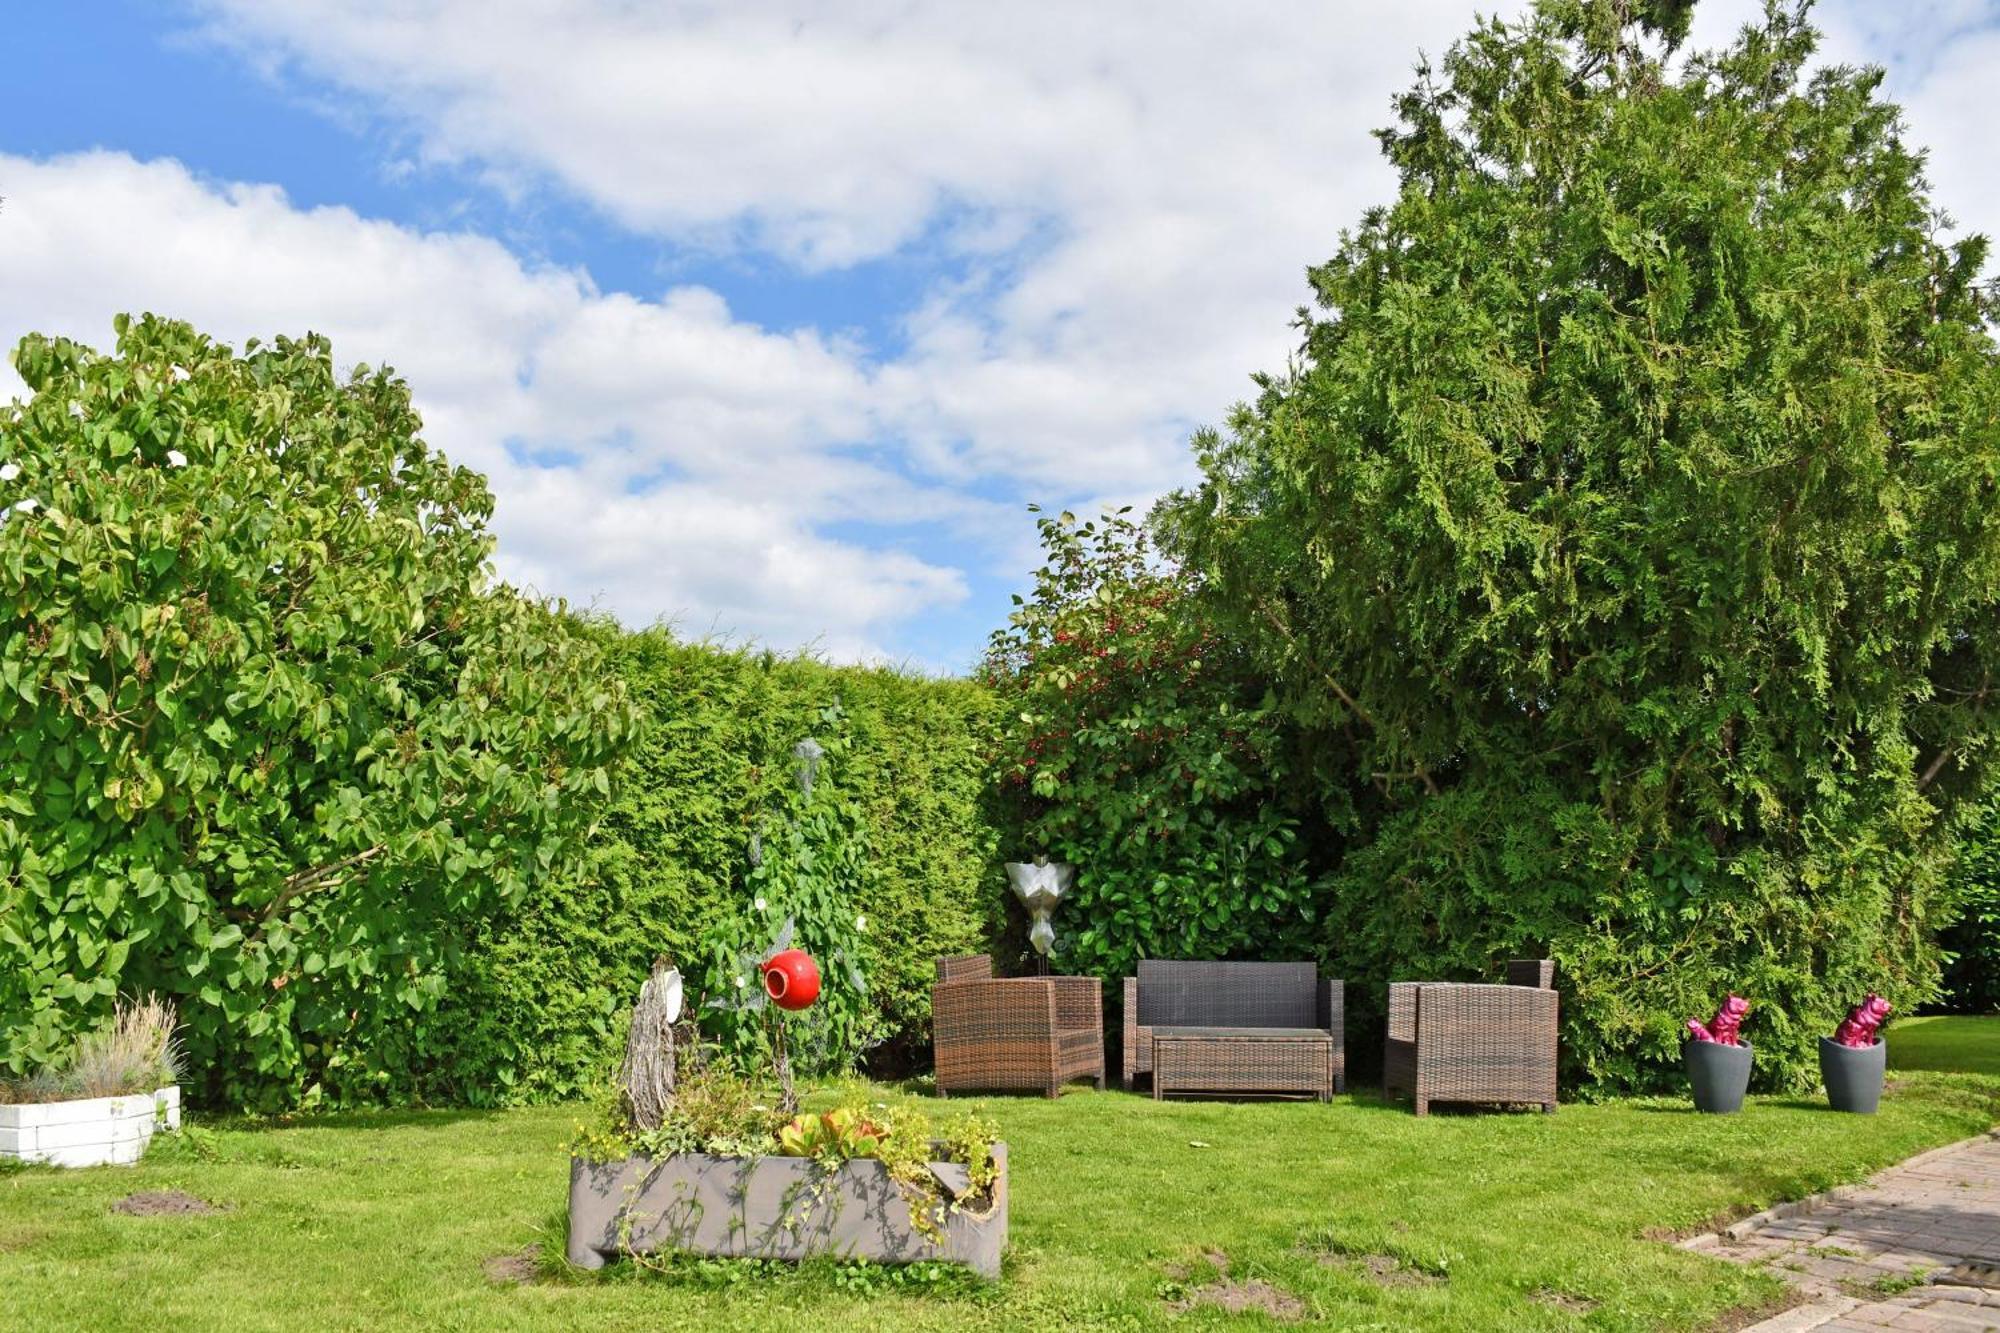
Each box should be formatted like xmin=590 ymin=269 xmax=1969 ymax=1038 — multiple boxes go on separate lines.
xmin=700 ymin=712 xmax=878 ymax=1076
xmin=1159 ymin=0 xmax=2000 ymax=1090
xmin=0 ymin=316 xmax=635 ymax=1109
xmin=982 ymin=506 xmax=1324 ymax=979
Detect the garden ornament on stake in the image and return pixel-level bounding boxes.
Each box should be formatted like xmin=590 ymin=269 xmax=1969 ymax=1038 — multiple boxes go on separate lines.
xmin=1005 ymin=856 xmax=1073 ymax=975
xmin=763 ymin=948 xmax=821 ymax=1011
xmin=793 ymin=737 xmax=825 ymax=798
xmin=760 ymin=945 xmax=821 ymax=1114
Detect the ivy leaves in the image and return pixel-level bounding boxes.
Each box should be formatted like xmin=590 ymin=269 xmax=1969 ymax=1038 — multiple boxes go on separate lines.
xmin=700 ymin=710 xmax=878 ymax=1076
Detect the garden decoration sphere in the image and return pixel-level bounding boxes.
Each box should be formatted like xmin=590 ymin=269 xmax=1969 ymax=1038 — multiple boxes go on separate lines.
xmin=763 ymin=949 xmax=821 ymax=1010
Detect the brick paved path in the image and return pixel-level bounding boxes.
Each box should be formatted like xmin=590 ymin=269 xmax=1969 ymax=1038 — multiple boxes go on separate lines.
xmin=1685 ymin=1131 xmax=2000 ymax=1331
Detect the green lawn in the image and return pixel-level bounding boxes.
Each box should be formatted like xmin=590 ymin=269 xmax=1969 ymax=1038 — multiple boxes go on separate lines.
xmin=1887 ymin=1014 xmax=2000 ymax=1078
xmin=3 ymin=1073 xmax=1998 ymax=1332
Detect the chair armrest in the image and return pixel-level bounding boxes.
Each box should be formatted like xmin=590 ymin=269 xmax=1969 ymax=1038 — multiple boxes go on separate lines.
xmin=1122 ymin=977 xmax=1141 ymax=1087
xmin=1046 ymin=975 xmax=1102 ymax=1034
xmin=1318 ymin=979 xmax=1344 ymax=1037
xmin=1505 ymin=959 xmax=1555 ymax=989
xmin=932 ymin=978 xmax=1057 ymax=1046
xmin=1387 ymin=981 xmax=1420 ymax=1042
xmin=1415 ymin=982 xmax=1557 ymax=1036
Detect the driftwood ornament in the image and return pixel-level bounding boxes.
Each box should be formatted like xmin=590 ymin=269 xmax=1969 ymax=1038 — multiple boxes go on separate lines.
xmin=620 ymin=957 xmax=683 ymax=1132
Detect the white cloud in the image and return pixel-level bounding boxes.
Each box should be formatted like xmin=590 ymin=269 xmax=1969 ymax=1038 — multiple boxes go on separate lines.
xmin=0 ymin=150 xmax=969 ymax=659
xmin=187 ymin=0 xmax=1999 ymax=504
xmin=7 ymin=1 xmax=1994 ymax=665
xmin=186 ymin=0 xmax=1489 ymax=504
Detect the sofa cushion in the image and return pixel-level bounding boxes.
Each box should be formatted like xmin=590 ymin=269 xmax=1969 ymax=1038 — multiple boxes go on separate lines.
xmin=1135 ymin=960 xmax=1317 ymax=1029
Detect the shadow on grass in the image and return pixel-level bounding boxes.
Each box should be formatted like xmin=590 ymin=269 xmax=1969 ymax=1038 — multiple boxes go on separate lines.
xmin=202 ymin=1107 xmax=503 ymax=1134
xmin=1627 ymin=1097 xmax=1825 ymax=1114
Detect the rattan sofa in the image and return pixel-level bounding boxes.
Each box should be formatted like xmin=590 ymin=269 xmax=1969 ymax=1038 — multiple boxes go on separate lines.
xmin=1383 ymin=959 xmax=1558 ymax=1116
xmin=931 ymin=954 xmax=1105 ymax=1098
xmin=1122 ymin=960 xmax=1344 ymax=1100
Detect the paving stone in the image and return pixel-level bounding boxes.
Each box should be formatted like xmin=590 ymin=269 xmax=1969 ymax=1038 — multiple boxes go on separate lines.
xmin=1695 ymin=1134 xmax=2000 ymax=1333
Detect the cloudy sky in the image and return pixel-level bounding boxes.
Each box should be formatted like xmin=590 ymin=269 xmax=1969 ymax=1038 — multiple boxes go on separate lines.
xmin=4 ymin=2 xmax=1996 ymax=669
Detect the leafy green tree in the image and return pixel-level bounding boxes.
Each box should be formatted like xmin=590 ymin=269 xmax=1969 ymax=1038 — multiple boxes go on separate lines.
xmin=0 ymin=315 xmax=634 ymax=1108
xmin=983 ymin=508 xmax=1323 ymax=979
xmin=1162 ymin=0 xmax=2000 ymax=1088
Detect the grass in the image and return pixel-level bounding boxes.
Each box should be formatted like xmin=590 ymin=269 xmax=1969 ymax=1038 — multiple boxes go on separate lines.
xmin=4 ymin=1064 xmax=1999 ymax=1332
xmin=1886 ymin=1014 xmax=2000 ymax=1078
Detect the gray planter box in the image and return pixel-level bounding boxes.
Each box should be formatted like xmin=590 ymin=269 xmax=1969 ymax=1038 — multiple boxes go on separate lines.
xmin=566 ymin=1142 xmax=1007 ymax=1278
xmin=1819 ymin=1037 xmax=1886 ymax=1114
xmin=1684 ymin=1040 xmax=1752 ymax=1114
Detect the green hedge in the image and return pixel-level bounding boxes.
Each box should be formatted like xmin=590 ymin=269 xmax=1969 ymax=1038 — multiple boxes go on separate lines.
xmin=406 ymin=628 xmax=1002 ymax=1105
xmin=1940 ymin=802 xmax=2000 ymax=1014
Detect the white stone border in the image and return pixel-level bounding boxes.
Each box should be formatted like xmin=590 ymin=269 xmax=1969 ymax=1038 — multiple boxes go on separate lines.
xmin=0 ymin=1086 xmax=181 ymax=1167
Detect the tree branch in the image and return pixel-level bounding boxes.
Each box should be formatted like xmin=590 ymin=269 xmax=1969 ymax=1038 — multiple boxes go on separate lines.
xmin=1917 ymin=745 xmax=1955 ymax=793
xmin=260 ymin=844 xmax=388 ymax=922
xmin=1253 ymin=597 xmax=1376 ymax=730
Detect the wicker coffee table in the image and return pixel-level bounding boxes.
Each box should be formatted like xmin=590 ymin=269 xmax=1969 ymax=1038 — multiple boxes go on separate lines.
xmin=1149 ymin=1026 xmax=1334 ymax=1101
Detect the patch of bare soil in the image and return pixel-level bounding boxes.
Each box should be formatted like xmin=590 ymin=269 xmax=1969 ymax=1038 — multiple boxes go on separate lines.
xmin=1700 ymin=1291 xmax=1807 ymax=1332
xmin=1300 ymin=1236 xmax=1445 ymax=1288
xmin=112 ymin=1190 xmax=215 ymax=1217
xmin=1175 ymin=1278 xmax=1307 ymax=1321
xmin=1164 ymin=1248 xmax=1307 ymax=1322
xmin=1356 ymin=1253 xmax=1443 ymax=1288
xmin=483 ymin=1246 xmax=542 ymax=1285
xmin=1532 ymin=1287 xmax=1599 ymax=1314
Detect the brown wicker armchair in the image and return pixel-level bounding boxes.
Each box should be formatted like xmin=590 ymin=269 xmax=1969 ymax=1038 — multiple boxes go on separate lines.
xmin=931 ymin=954 xmax=1105 ymax=1098
xmin=1383 ymin=959 xmax=1558 ymax=1116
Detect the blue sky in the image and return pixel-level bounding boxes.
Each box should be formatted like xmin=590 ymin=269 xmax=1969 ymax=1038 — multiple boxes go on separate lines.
xmin=4 ymin=1 xmax=1996 ymax=670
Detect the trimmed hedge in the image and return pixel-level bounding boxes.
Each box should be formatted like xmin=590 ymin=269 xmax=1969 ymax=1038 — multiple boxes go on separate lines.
xmin=406 ymin=627 xmax=1002 ymax=1105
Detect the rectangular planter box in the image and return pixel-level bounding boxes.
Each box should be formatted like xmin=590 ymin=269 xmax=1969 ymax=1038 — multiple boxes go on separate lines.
xmin=0 ymin=1086 xmax=180 ymax=1168
xmin=567 ymin=1141 xmax=1007 ymax=1278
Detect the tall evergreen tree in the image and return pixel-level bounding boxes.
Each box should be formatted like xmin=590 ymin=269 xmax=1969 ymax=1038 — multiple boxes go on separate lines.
xmin=1162 ymin=0 xmax=2000 ymax=1087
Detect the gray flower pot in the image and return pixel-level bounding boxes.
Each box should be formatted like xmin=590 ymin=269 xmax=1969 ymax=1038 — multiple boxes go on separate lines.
xmin=567 ymin=1142 xmax=1007 ymax=1277
xmin=1819 ymin=1037 xmax=1886 ymax=1114
xmin=1684 ymin=1039 xmax=1752 ymax=1113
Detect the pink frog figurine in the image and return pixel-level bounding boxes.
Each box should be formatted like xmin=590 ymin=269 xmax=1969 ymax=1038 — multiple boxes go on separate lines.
xmin=1687 ymin=994 xmax=1750 ymax=1046
xmin=1832 ymin=994 xmax=1891 ymax=1049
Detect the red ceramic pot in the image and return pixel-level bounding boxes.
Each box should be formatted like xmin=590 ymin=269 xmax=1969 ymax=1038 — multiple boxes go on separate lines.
xmin=762 ymin=949 xmax=821 ymax=1010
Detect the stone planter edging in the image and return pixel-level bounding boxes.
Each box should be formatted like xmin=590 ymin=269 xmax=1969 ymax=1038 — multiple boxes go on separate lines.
xmin=567 ymin=1140 xmax=1007 ymax=1277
